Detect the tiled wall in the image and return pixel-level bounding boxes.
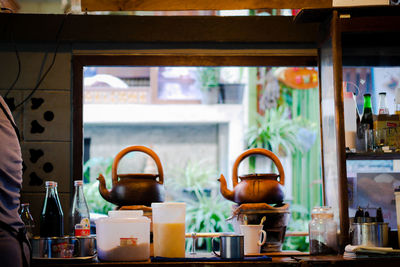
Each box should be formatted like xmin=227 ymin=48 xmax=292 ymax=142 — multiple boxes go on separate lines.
xmin=0 ymin=46 xmax=73 ymax=235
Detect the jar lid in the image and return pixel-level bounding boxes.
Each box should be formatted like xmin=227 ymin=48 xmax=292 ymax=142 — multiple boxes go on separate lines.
xmin=311 ymin=206 xmax=334 ymax=219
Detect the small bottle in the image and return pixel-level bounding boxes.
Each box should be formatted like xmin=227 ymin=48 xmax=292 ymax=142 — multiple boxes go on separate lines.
xmin=361 ymin=93 xmax=374 ymax=130
xmin=20 ymin=203 xmax=35 ymax=239
xmin=376 ymin=207 xmax=384 ymax=223
xmin=40 ymin=181 xmax=64 ymax=237
xmin=395 ymin=87 xmax=400 ymax=115
xmin=378 ymin=92 xmax=389 ymax=115
xmin=309 ymin=206 xmax=338 ymax=255
xmin=70 ymin=180 xmax=90 ymax=236
xmin=360 ymin=94 xmax=374 ymax=152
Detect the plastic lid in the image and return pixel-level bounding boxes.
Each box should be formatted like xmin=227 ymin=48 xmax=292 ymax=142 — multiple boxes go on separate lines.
xmin=108 ymin=210 xmax=143 ymax=218
xmin=96 ymin=210 xmax=150 ymax=224
xmin=379 ymin=92 xmax=386 ymax=95
xmin=395 ymin=186 xmax=400 ymax=192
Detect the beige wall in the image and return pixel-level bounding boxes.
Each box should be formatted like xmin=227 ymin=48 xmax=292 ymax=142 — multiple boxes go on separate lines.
xmin=0 ymin=45 xmax=73 ymax=234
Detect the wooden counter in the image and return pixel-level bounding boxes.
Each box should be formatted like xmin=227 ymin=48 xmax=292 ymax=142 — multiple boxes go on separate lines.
xmin=32 ymin=254 xmax=400 ymax=267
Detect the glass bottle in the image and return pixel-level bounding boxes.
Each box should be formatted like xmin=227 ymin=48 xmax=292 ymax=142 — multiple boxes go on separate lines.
xmin=360 ymin=93 xmax=374 ymax=152
xmin=70 ymin=180 xmax=90 ymax=236
xmin=378 ymin=92 xmax=389 ymax=115
xmin=40 ymin=181 xmax=64 ymax=237
xmin=361 ymin=93 xmax=374 ymax=130
xmin=19 ymin=203 xmax=35 ymax=239
xmin=395 ymin=87 xmax=400 ymax=115
xmin=309 ymin=206 xmax=338 ymax=255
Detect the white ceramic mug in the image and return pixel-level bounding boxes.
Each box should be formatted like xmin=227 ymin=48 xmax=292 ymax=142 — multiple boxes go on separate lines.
xmin=240 ymin=225 xmax=267 ymax=255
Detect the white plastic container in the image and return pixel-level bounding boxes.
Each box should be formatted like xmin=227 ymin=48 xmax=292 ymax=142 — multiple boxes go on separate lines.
xmin=96 ymin=210 xmax=150 ymax=261
xmin=151 ymin=202 xmax=186 ymax=257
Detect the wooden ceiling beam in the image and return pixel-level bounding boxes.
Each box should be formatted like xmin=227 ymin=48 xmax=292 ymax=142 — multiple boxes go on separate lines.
xmin=81 ymin=0 xmax=332 ymax=12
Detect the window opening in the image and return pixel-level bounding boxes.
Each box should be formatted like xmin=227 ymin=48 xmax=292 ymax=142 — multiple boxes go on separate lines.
xmin=78 ymin=62 xmax=321 ymax=253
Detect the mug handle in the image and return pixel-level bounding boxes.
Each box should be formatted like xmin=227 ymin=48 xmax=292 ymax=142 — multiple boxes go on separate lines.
xmin=258 ymin=230 xmax=267 ymax=246
xmin=212 ymin=237 xmax=220 ymax=257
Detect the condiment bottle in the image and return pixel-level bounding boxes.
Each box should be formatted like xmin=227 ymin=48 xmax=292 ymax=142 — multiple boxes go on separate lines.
xmin=309 ymin=206 xmax=338 ymax=255
xmin=395 ymin=87 xmax=400 ymax=115
xmin=19 ymin=203 xmax=35 ymax=239
xmin=70 ymin=180 xmax=90 ymax=236
xmin=361 ymin=93 xmax=374 ymax=130
xmin=40 ymin=181 xmax=64 ymax=237
xmin=360 ymin=93 xmax=374 ymax=151
xmin=378 ymin=92 xmax=389 ymax=115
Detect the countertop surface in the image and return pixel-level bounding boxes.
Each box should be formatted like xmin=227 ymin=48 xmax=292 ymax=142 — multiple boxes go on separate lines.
xmin=31 ymin=252 xmax=400 ymax=267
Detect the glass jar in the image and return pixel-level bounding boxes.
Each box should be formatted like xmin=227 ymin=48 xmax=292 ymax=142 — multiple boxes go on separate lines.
xmin=309 ymin=206 xmax=338 ymax=255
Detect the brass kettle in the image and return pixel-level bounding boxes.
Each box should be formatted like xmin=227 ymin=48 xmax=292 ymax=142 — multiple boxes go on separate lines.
xmin=97 ymin=146 xmax=165 ymax=207
xmin=218 ymin=148 xmax=285 ymax=205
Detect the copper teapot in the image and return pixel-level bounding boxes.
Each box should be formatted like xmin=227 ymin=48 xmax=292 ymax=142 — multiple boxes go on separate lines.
xmin=218 ymin=148 xmax=285 ymax=204
xmin=97 ymin=146 xmax=165 ymax=207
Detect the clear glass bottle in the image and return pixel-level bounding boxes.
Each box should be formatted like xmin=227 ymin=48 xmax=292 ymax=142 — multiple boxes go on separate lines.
xmin=309 ymin=206 xmax=338 ymax=255
xmin=70 ymin=180 xmax=90 ymax=236
xmin=378 ymin=92 xmax=389 ymax=115
xmin=395 ymin=87 xmax=400 ymax=115
xmin=40 ymin=181 xmax=64 ymax=237
xmin=20 ymin=203 xmax=35 ymax=239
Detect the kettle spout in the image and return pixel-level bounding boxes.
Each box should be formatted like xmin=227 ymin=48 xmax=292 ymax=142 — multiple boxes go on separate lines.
xmin=97 ymin=174 xmax=112 ymax=203
xmin=218 ymin=174 xmax=234 ymax=201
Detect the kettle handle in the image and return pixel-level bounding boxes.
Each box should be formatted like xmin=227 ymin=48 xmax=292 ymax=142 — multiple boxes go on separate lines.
xmin=232 ymin=148 xmax=285 ymax=187
xmin=111 ymin=146 xmax=164 ymax=185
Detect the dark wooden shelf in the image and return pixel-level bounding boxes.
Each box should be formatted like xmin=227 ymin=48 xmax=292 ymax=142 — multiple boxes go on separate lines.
xmin=346 ymin=152 xmax=400 ymax=160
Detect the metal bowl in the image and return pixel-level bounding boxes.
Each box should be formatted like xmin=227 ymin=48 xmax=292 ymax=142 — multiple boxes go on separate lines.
xmin=31 ymin=235 xmax=96 ymax=258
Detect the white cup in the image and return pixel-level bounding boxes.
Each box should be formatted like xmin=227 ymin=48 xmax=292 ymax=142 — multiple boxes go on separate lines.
xmin=240 ymin=225 xmax=267 ymax=255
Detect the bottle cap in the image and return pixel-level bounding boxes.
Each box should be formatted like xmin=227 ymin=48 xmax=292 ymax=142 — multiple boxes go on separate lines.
xmin=364 ymin=93 xmax=371 ymax=97
xmin=379 ymin=92 xmax=386 ymax=95
xmin=74 ymin=180 xmax=84 ymax=186
xmin=45 ymin=181 xmax=57 ymax=187
xmin=21 ymin=203 xmax=29 ymax=207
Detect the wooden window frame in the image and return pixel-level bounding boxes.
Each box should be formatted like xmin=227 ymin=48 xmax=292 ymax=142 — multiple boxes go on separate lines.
xmin=73 ymin=53 xmax=317 ymax=181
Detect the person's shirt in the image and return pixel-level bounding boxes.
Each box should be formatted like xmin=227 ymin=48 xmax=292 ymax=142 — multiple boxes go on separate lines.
xmin=0 ymin=95 xmax=24 ymax=231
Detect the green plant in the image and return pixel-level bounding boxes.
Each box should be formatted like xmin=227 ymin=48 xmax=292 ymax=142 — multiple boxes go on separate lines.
xmin=166 ymin=159 xmax=217 ymax=192
xmin=246 ymin=104 xmax=315 ymax=156
xmin=185 ymin=187 xmax=233 ymax=252
xmin=282 ymin=204 xmax=310 ymax=252
xmin=83 ymin=157 xmax=116 ymax=214
xmin=197 ymin=67 xmax=220 ymax=91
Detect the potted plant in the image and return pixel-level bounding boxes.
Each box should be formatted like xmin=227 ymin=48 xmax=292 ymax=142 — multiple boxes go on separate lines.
xmin=219 ymin=67 xmax=245 ymax=104
xmin=166 ymin=159 xmax=217 ymax=200
xmin=197 ymin=67 xmax=220 ymax=104
xmin=245 ymin=104 xmax=316 ymax=171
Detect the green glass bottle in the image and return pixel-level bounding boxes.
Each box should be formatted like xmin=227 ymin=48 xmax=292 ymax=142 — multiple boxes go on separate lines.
xmin=361 ymin=93 xmax=373 ymax=130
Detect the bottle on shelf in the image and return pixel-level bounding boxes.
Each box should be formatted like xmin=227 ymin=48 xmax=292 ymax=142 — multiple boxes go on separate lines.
xmin=395 ymin=87 xmax=400 ymax=115
xmin=19 ymin=203 xmax=35 ymax=239
xmin=70 ymin=180 xmax=90 ymax=236
xmin=378 ymin=92 xmax=389 ymax=115
xmin=360 ymin=93 xmax=374 ymax=130
xmin=40 ymin=181 xmax=64 ymax=237
xmin=358 ymin=93 xmax=374 ymax=152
